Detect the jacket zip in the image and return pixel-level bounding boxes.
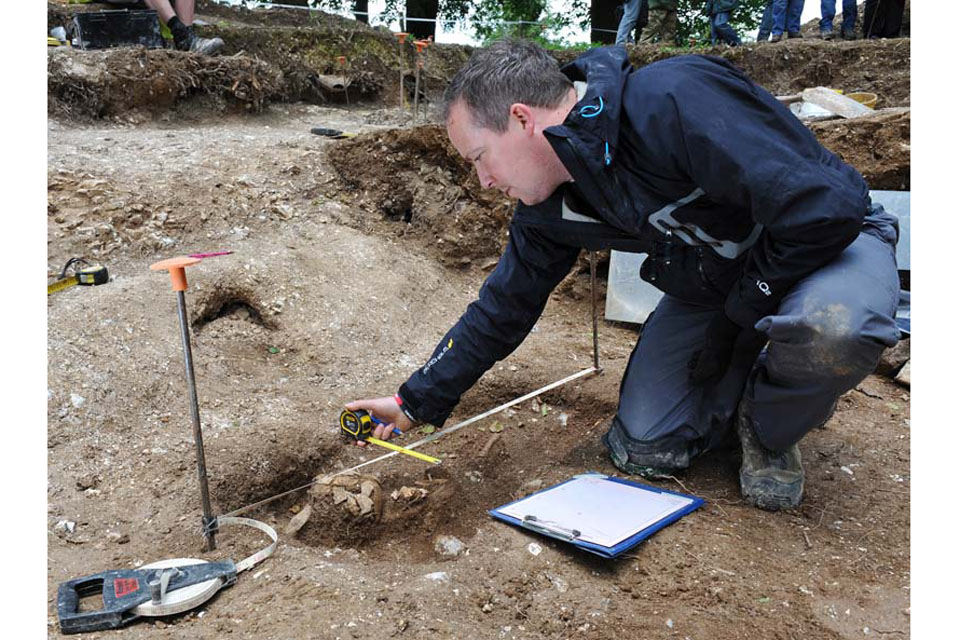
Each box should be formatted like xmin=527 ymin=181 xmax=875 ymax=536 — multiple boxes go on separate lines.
xmin=564 ymin=137 xmax=623 ymax=221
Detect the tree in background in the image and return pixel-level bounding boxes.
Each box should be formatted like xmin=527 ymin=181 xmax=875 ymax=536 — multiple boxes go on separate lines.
xmin=674 ymin=0 xmax=769 ymax=45
xmin=470 ymin=0 xmax=549 ymax=41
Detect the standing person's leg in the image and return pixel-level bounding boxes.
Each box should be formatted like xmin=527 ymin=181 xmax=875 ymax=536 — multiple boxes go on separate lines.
xmin=713 ymin=11 xmax=741 ymax=45
xmin=603 ymin=296 xmax=757 ymax=477
xmin=143 ymin=0 xmax=176 ymax=23
xmin=709 ymin=13 xmax=719 ymax=45
xmin=615 ymin=0 xmax=641 ymax=45
xmin=840 ymin=0 xmax=857 ymax=38
xmin=635 ymin=0 xmax=649 ymax=42
xmin=738 ymin=210 xmax=900 ymax=510
xmin=770 ymin=0 xmax=788 ymax=40
xmin=819 ymin=0 xmax=836 ymax=38
xmin=662 ymin=9 xmax=678 ymax=45
xmin=639 ymin=8 xmax=663 ymax=43
xmin=880 ymin=0 xmax=905 ymax=37
xmin=145 ymin=0 xmax=222 ymax=54
xmin=787 ymin=0 xmax=805 ymax=37
xmin=862 ymin=0 xmax=879 ymax=37
xmin=143 ymin=0 xmax=196 ymax=28
xmin=173 ymin=0 xmax=195 ymax=26
xmin=840 ymin=0 xmax=857 ymax=34
xmin=757 ymin=1 xmax=774 ymax=41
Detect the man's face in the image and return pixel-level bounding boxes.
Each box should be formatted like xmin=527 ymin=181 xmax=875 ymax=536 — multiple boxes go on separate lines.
xmin=446 ymin=100 xmax=567 ymax=206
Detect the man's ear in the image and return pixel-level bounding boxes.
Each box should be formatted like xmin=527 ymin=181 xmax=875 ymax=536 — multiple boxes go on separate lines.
xmin=509 ymin=103 xmax=536 ymax=135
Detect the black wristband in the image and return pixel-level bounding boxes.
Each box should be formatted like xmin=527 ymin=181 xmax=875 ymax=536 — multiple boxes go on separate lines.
xmin=394 ymin=391 xmax=420 ymax=425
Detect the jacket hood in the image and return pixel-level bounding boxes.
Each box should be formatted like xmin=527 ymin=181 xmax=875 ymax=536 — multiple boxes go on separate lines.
xmin=548 ymin=46 xmax=633 ymax=174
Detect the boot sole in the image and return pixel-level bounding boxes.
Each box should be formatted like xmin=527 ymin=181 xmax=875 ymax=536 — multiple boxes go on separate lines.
xmin=740 ymin=472 xmax=803 ymax=510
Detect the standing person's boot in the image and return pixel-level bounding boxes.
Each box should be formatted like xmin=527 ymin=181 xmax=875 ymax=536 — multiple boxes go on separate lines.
xmin=841 ymin=29 xmax=856 ymax=40
xmin=820 ymin=29 xmax=835 ymax=40
xmin=770 ymin=33 xmax=783 ymax=42
xmin=787 ymin=31 xmax=803 ymax=38
xmin=737 ymin=401 xmax=804 ymax=510
xmin=167 ymin=16 xmax=224 ymax=55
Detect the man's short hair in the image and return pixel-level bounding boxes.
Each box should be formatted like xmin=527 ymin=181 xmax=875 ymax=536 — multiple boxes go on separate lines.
xmin=442 ymin=38 xmax=573 ymax=133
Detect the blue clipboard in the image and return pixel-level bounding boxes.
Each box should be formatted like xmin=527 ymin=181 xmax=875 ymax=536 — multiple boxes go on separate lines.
xmin=489 ymin=473 xmax=704 ymax=558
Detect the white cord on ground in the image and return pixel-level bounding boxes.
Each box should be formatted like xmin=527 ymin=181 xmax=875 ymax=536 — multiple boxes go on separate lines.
xmin=216 ymin=516 xmax=278 ymax=572
xmin=220 ymin=366 xmax=598 ymax=518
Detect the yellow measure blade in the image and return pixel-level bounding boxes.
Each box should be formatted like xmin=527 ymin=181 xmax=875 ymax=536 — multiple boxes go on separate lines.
xmin=47 ymin=276 xmax=79 ymax=295
xmin=366 ymin=437 xmax=441 ymax=464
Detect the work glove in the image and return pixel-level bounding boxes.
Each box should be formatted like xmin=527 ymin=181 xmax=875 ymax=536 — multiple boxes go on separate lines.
xmin=689 ymin=312 xmax=766 ymax=386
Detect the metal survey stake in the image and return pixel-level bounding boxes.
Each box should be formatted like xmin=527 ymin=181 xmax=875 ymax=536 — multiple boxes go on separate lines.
xmin=337 ymin=55 xmax=349 ymax=106
xmin=395 ymin=32 xmax=409 ymax=110
xmin=413 ymin=40 xmax=427 ymax=120
xmin=150 ymin=256 xmax=217 ymax=551
xmin=589 ymin=251 xmax=601 ymax=373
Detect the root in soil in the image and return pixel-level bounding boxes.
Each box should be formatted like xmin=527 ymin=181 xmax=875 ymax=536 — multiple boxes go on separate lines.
xmin=48 ymin=48 xmax=284 ymax=120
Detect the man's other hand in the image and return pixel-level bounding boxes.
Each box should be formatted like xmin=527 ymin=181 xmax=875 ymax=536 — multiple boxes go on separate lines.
xmin=344 ymin=397 xmax=415 ymax=447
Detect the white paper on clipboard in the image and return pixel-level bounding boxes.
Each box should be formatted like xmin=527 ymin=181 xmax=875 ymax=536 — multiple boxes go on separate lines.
xmin=497 ymin=475 xmax=695 ymax=548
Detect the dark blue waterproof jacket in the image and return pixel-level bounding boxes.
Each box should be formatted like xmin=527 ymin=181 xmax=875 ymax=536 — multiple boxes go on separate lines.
xmin=398 ymin=47 xmax=897 ymax=427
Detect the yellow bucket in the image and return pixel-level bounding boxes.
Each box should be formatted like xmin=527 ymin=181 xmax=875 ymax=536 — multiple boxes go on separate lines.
xmin=847 ymin=92 xmax=878 ymax=109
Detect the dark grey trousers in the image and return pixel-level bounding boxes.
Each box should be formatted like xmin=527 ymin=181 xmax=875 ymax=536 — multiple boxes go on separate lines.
xmin=604 ymin=220 xmax=901 ymax=469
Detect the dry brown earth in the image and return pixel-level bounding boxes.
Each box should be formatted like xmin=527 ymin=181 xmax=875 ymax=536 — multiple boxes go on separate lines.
xmin=47 ymin=5 xmax=910 ymax=639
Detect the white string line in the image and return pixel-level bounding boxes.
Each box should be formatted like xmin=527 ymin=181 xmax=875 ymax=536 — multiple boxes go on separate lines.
xmin=219 ymin=366 xmax=597 ymax=517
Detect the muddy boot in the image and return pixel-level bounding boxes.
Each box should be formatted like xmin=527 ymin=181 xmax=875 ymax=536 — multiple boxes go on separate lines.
xmin=188 ymin=35 xmax=224 ymax=55
xmin=169 ymin=16 xmax=224 ymax=56
xmin=737 ymin=403 xmax=804 ymax=511
xmin=820 ymin=29 xmax=835 ymax=40
xmin=842 ymin=29 xmax=857 ymax=41
xmin=602 ymin=425 xmax=687 ymax=480
xmin=769 ymin=34 xmax=783 ymax=42
xmin=787 ymin=31 xmax=803 ymax=38
xmin=608 ymin=452 xmax=675 ymax=480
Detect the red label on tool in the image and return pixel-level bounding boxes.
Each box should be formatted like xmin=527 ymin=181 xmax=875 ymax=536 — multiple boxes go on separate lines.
xmin=114 ymin=578 xmax=139 ymax=598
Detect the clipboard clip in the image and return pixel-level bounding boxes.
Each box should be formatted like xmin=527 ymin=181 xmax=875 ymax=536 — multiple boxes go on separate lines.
xmin=521 ymin=515 xmax=581 ymax=542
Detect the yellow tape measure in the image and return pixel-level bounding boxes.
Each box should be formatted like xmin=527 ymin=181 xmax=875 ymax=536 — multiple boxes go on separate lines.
xmin=339 ymin=409 xmax=440 ymax=465
xmin=364 ymin=436 xmax=441 ymax=464
xmin=48 ymin=263 xmax=109 ymax=295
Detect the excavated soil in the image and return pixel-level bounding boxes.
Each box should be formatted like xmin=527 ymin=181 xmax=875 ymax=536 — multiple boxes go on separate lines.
xmin=811 ymin=108 xmax=911 ymax=190
xmin=46 ymin=7 xmax=910 ymax=639
xmin=326 ymin=125 xmax=514 ymax=271
xmin=557 ymin=38 xmax=912 ymax=108
xmin=47 ymin=47 xmax=284 ymax=121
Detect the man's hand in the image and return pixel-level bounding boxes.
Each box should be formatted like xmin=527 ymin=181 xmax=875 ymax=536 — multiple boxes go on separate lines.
xmin=689 ymin=312 xmax=765 ymax=386
xmin=344 ymin=396 xmax=415 ymax=447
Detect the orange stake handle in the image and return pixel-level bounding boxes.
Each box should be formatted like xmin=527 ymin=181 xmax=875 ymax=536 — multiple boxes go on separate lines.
xmin=150 ymin=256 xmax=201 ymax=291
